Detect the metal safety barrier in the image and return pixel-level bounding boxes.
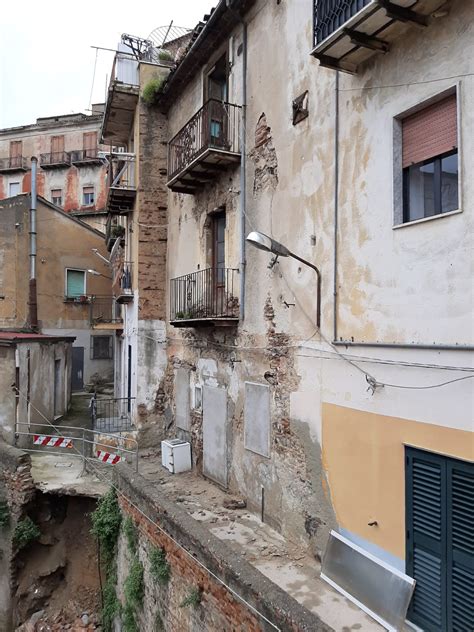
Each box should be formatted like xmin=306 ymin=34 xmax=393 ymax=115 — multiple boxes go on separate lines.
xmin=16 ymin=421 xmax=139 ymax=472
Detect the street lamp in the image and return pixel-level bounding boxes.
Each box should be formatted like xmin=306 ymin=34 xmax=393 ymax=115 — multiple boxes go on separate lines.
xmin=87 ymin=269 xmax=112 ymax=280
xmin=246 ymin=231 xmax=321 ymax=328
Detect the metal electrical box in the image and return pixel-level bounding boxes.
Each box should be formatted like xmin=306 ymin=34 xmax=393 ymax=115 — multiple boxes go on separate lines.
xmin=161 ymin=439 xmax=192 ymax=474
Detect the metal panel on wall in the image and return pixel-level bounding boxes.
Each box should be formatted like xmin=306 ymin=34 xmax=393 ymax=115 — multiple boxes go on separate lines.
xmin=202 ymin=385 xmax=227 ymax=487
xmin=175 ymin=367 xmax=190 ymax=431
xmin=244 ymin=382 xmax=270 ymax=457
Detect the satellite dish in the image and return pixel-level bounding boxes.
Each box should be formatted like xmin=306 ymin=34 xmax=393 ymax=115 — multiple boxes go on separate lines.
xmin=147 ymin=23 xmax=192 ymax=63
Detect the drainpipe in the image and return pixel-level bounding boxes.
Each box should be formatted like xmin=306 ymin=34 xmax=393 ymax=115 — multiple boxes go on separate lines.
xmin=333 ymin=71 xmax=339 ymax=342
xmin=28 ymin=157 xmax=38 ymax=331
xmin=227 ymin=0 xmax=247 ymax=321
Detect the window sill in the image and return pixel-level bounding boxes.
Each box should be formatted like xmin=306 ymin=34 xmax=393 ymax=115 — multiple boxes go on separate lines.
xmin=393 ymin=208 xmax=462 ymax=230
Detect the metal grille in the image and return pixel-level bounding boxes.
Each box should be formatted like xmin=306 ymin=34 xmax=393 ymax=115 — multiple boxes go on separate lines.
xmin=91 ymin=396 xmax=135 ymax=433
xmin=89 ymin=296 xmax=122 ymax=325
xmin=313 ymin=0 xmax=372 ymax=45
xmin=168 ymin=100 xmax=241 ymax=181
xmin=40 ymin=151 xmax=71 ymax=166
xmin=0 ymin=156 xmax=27 ymax=170
xmin=170 ymin=267 xmax=239 ymax=322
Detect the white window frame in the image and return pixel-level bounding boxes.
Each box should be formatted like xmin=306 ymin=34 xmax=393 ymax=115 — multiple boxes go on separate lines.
xmin=9 ymin=181 xmax=21 ymax=196
xmin=51 ymin=189 xmax=62 ymax=206
xmin=82 ymin=185 xmax=95 ymax=206
xmin=392 ymin=83 xmax=462 ymax=228
xmin=65 ymin=268 xmax=87 ymax=298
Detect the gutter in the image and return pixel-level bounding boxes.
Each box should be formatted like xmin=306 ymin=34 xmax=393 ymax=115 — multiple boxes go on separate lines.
xmin=333 ymin=341 xmax=474 ymax=352
xmin=28 ymin=158 xmax=38 ymax=331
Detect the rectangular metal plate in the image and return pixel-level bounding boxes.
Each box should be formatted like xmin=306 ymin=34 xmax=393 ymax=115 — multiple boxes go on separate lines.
xmin=321 ymin=531 xmax=415 ymax=631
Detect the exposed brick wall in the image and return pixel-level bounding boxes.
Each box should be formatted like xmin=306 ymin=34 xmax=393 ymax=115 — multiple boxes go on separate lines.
xmin=114 ymin=464 xmax=333 ymax=632
xmin=137 ymin=101 xmax=169 ymax=322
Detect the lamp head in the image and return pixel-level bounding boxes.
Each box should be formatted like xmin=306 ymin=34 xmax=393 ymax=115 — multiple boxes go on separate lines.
xmin=246 ymin=231 xmax=290 ymax=257
xmin=87 ymin=269 xmax=101 ymax=276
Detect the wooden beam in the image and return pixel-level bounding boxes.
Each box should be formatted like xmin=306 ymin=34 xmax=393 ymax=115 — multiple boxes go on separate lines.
xmin=343 ymin=28 xmax=390 ymax=53
xmin=377 ymin=0 xmax=429 ymax=27
xmin=312 ymin=53 xmax=357 ymax=74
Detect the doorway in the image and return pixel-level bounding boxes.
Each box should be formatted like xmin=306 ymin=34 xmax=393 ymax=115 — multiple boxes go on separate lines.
xmin=211 ymin=211 xmax=226 ymax=315
xmin=406 ymin=447 xmax=474 ymax=631
xmin=71 ymin=347 xmax=84 ymax=392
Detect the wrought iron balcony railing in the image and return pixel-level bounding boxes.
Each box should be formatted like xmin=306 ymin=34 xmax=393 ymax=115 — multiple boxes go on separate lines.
xmin=167 ymin=99 xmax=242 ymax=193
xmin=0 ymin=156 xmax=28 ymax=172
xmin=105 ymin=215 xmax=126 ymax=252
xmin=170 ymin=267 xmax=239 ymax=326
xmin=70 ymin=148 xmax=103 ymax=164
xmin=40 ymin=151 xmax=71 ymax=168
xmin=113 ymin=261 xmax=133 ymax=303
xmin=89 ymin=295 xmax=123 ymax=327
xmin=106 ymin=153 xmax=136 ymax=213
xmin=312 ymin=0 xmax=439 ymax=72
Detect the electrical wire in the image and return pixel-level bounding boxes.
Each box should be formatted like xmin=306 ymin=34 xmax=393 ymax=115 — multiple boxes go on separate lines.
xmin=13 ymin=387 xmax=281 ymax=631
xmin=338 ymin=72 xmax=474 ymax=93
xmin=88 ymin=48 xmax=99 ymax=113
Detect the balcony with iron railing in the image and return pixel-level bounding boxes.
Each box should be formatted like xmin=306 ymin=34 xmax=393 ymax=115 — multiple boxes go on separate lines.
xmin=0 ymin=156 xmax=28 ymax=173
xmin=89 ymin=295 xmax=123 ymax=330
xmin=101 ymin=52 xmax=140 ymax=145
xmin=39 ymin=151 xmax=71 ymax=169
xmin=70 ymin=148 xmax=103 ymax=166
xmin=311 ymin=0 xmax=448 ymax=73
xmin=170 ymin=267 xmax=239 ymax=327
xmin=113 ymin=261 xmax=134 ymax=304
xmin=106 ymin=153 xmax=137 ymax=214
xmin=167 ymin=99 xmax=242 ymax=194
xmin=105 ymin=215 xmax=126 ymax=252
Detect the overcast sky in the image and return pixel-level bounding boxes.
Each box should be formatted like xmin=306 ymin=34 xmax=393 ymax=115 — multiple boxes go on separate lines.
xmin=0 ymin=0 xmax=213 ymax=129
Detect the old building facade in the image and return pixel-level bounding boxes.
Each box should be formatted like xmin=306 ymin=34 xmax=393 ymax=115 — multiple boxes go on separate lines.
xmin=102 ymin=1 xmax=473 ymax=628
xmin=0 ymin=106 xmax=108 ymax=232
xmin=0 ymin=194 xmax=115 ymax=390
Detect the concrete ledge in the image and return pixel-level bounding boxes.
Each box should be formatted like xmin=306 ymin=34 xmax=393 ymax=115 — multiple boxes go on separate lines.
xmin=114 ymin=463 xmax=333 ymax=632
xmin=0 ymin=440 xmax=31 ymax=473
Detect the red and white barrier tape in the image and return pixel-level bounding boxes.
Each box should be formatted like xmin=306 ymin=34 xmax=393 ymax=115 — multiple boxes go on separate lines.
xmin=96 ymin=450 xmax=122 ymax=465
xmin=33 ymin=435 xmax=73 ymax=449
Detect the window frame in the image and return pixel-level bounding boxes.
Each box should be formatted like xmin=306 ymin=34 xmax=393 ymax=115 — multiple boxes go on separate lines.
xmin=393 ymin=84 xmax=461 ymax=228
xmin=65 ymin=268 xmax=86 ymax=299
xmin=402 ymin=148 xmax=459 ymax=223
xmin=90 ymin=335 xmax=113 ymax=360
xmin=8 ymin=181 xmax=21 ymax=196
xmin=82 ymin=185 xmax=95 ymax=207
xmin=51 ymin=188 xmax=63 ymax=207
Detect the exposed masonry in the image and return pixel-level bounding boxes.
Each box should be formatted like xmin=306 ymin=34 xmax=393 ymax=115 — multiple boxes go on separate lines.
xmin=251 ymin=113 xmax=279 ymax=194
xmin=114 ymin=462 xmax=333 ymax=632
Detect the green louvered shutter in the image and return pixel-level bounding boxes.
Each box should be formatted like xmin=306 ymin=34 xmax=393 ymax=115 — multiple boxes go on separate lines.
xmin=66 ymin=270 xmax=85 ymax=297
xmin=406 ymin=449 xmax=447 ymax=631
xmin=447 ymin=461 xmax=474 ymax=631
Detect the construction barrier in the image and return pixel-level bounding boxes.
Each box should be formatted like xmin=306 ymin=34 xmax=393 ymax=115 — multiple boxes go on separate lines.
xmin=96 ymin=450 xmax=122 ymax=465
xmin=33 ymin=435 xmax=73 ymax=449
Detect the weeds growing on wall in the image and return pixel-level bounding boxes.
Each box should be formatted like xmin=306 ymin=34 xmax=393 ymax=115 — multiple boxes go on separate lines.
xmin=13 ymin=516 xmax=40 ymax=549
xmin=0 ymin=501 xmax=10 ymax=529
xmin=142 ymin=77 xmax=165 ymax=106
xmin=123 ymin=555 xmax=144 ymax=631
xmin=91 ymin=488 xmax=122 ymax=564
xmin=149 ymin=546 xmax=170 ymax=585
xmin=91 ymin=488 xmax=122 ymax=632
xmin=180 ymin=587 xmax=202 ymax=608
xmin=123 ymin=515 xmax=138 ymax=555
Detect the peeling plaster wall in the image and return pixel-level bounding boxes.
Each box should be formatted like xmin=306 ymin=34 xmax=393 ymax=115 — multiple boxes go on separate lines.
xmin=0 ymin=347 xmax=16 ymax=444
xmin=162 ymin=0 xmax=473 ymax=564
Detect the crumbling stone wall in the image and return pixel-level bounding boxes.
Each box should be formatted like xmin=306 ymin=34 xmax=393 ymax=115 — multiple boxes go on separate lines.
xmin=114 ymin=463 xmax=332 ymax=632
xmin=0 ymin=442 xmax=36 ymax=631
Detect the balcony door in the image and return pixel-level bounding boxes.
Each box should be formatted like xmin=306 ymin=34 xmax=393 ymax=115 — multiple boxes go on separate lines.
xmin=205 ymin=55 xmax=228 ymax=149
xmin=51 ymin=135 xmax=65 ymax=161
xmin=212 ymin=212 xmax=226 ymax=316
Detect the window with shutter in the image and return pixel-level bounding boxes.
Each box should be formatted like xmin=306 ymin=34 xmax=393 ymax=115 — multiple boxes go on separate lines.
xmin=66 ymin=269 xmax=86 ymax=297
xmin=406 ymin=448 xmax=474 ymax=631
xmin=91 ymin=336 xmax=113 ymax=360
xmin=82 ymin=186 xmax=95 ymax=206
xmin=402 ymin=94 xmax=459 ymax=223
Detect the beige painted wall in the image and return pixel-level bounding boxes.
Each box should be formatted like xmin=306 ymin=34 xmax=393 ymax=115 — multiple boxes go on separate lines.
xmin=322 ymin=403 xmax=474 ymax=559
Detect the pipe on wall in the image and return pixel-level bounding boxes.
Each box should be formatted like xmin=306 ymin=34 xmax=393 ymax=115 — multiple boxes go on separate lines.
xmin=28 ymin=157 xmax=38 ymax=331
xmin=333 ymin=71 xmax=339 ymax=342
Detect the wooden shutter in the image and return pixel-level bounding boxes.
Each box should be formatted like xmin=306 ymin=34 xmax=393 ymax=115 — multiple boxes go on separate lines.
xmin=402 ymin=95 xmax=457 ymax=168
xmin=447 ymin=461 xmax=474 ymax=631
xmin=83 ymin=132 xmax=97 ymax=156
xmin=406 ymin=449 xmax=447 ymax=631
xmin=51 ymin=135 xmax=64 ymax=153
xmin=10 ymin=140 xmax=22 ymax=158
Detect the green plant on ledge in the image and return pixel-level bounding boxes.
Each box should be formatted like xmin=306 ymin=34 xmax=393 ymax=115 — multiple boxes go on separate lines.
xmin=142 ymin=76 xmax=165 ymax=106
xmin=149 ymin=546 xmax=170 ymax=585
xmin=180 ymin=587 xmax=202 ymax=609
xmin=158 ymin=49 xmax=173 ymax=62
xmin=13 ymin=516 xmax=40 ymax=550
xmin=0 ymin=501 xmax=10 ymax=529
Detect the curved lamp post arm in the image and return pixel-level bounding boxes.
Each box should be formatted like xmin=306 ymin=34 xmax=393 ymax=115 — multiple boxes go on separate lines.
xmin=288 ymin=252 xmax=321 ymax=329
